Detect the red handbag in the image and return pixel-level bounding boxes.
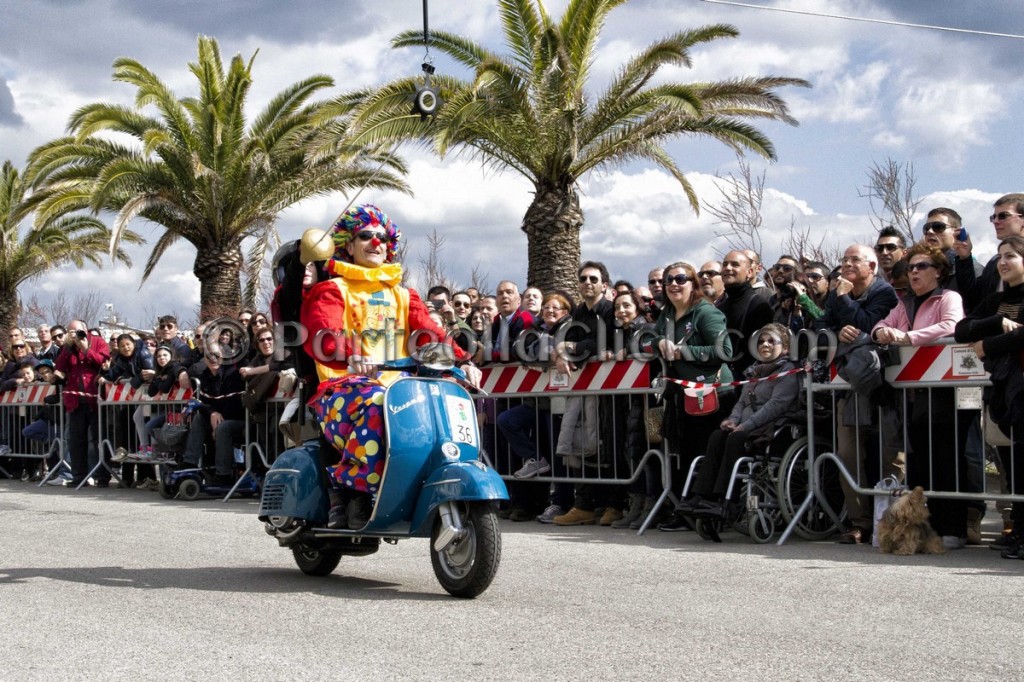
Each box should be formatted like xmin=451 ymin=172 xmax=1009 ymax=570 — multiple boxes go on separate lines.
xmin=683 ymin=386 xmax=719 ymax=416
xmin=682 ymin=370 xmax=721 ymax=416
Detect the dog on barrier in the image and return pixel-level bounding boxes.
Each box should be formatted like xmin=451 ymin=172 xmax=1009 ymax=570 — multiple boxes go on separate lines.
xmin=876 ymin=486 xmax=945 ymax=555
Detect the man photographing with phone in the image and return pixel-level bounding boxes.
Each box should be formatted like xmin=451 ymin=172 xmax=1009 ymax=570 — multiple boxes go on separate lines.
xmin=919 ymin=207 xmax=982 ymax=295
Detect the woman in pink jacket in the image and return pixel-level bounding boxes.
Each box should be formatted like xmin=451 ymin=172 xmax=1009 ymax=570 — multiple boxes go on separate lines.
xmin=871 ymin=242 xmax=968 ymax=549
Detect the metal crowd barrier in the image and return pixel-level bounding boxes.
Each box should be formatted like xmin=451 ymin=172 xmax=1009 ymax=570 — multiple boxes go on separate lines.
xmin=477 ymin=359 xmax=670 ymax=534
xmin=0 ymin=382 xmax=67 ymax=484
xmin=95 ymin=382 xmax=194 ymax=490
xmin=778 ymin=337 xmax=1016 ymax=545
xmin=227 ymin=382 xmax=309 ymax=502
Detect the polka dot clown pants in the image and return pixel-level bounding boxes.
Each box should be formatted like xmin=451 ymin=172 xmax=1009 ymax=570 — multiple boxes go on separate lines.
xmin=312 ymin=376 xmax=386 ymax=495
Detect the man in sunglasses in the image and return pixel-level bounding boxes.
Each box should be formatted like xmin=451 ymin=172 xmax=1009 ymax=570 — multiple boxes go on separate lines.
xmin=955 ymin=194 xmax=1024 ymax=312
xmin=873 ymin=226 xmax=906 ymax=283
xmin=154 ymin=314 xmax=191 ymax=364
xmin=697 ymin=261 xmax=725 ymax=306
xmin=551 ymin=261 xmax=619 ymax=527
xmin=556 ymin=261 xmax=615 ymax=375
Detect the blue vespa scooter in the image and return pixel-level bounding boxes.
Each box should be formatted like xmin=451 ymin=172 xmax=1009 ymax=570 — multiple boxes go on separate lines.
xmin=258 ymin=355 xmax=508 ymax=598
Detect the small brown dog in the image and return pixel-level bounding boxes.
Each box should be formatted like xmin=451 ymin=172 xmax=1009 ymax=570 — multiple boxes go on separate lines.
xmin=876 ymin=486 xmax=945 ymax=555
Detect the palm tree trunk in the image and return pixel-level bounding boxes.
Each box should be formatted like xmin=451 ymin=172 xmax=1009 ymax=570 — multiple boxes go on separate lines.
xmin=522 ymin=184 xmax=583 ymax=294
xmin=193 ymin=244 xmax=243 ymax=320
xmin=0 ymin=292 xmax=20 ymax=344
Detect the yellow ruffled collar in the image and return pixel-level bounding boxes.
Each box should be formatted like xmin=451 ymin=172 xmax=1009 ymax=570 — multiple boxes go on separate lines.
xmin=326 ymin=259 xmax=403 ymax=286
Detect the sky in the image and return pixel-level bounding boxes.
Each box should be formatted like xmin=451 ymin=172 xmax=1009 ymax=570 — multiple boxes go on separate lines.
xmin=2 ymin=0 xmax=1023 ymax=328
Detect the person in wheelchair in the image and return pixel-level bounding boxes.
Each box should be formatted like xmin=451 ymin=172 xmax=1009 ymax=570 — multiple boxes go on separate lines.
xmin=681 ymin=323 xmax=803 ymax=519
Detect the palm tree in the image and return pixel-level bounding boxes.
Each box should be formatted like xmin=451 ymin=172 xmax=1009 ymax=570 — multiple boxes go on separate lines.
xmin=26 ymin=35 xmax=408 ymax=319
xmin=0 ymin=160 xmax=138 ymax=336
xmin=329 ymin=0 xmax=809 ymax=292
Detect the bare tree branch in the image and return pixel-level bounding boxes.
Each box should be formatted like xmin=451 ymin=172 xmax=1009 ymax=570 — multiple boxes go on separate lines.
xmin=781 ymin=219 xmax=844 ymax=267
xmin=702 ymin=156 xmax=765 ymax=258
xmin=858 ymin=158 xmax=920 ymax=244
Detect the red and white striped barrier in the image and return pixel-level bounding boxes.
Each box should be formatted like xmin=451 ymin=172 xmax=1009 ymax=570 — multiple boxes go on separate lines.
xmin=826 ymin=341 xmax=988 ymax=386
xmin=479 ymin=360 xmax=651 ymax=396
xmin=101 ymin=383 xmax=193 ymax=403
xmin=0 ymin=383 xmax=57 ymax=405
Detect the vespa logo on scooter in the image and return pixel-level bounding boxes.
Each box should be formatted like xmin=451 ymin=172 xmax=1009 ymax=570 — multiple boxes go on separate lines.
xmin=388 ymin=392 xmax=426 ymax=415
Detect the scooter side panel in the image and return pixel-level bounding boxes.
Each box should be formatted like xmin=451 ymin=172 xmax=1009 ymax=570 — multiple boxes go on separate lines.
xmin=371 ymin=379 xmax=437 ymax=527
xmin=258 ymin=442 xmax=329 ymax=524
xmin=407 ymin=461 xmax=509 ymax=536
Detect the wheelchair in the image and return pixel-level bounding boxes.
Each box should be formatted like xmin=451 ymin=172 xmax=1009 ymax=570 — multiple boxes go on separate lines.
xmin=678 ymin=411 xmax=845 ymax=543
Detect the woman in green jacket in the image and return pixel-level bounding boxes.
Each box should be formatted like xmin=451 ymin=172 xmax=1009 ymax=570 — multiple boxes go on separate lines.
xmin=654 ymin=261 xmax=733 ymax=532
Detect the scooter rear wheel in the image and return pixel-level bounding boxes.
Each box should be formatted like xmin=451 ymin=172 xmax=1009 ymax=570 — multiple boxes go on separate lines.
xmin=292 ymin=546 xmax=343 ymax=577
xmin=430 ymin=501 xmax=501 ymax=599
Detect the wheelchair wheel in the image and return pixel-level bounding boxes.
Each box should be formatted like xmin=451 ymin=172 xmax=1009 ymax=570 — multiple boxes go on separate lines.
xmin=777 ymin=436 xmax=846 ymax=540
xmin=748 ymin=512 xmax=775 ymax=543
xmin=694 ymin=517 xmax=723 ymax=543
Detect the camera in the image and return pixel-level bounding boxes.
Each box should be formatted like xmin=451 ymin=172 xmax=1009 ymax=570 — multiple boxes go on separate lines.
xmin=780 ymin=283 xmax=797 ymax=300
xmin=75 ymin=330 xmax=87 ymax=339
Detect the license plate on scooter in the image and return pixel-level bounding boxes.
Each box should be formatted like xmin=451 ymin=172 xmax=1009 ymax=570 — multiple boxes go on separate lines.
xmin=444 ymin=395 xmax=477 ymax=446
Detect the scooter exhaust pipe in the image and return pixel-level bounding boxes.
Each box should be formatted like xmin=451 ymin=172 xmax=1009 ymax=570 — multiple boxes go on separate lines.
xmin=433 ymin=501 xmax=464 ymax=552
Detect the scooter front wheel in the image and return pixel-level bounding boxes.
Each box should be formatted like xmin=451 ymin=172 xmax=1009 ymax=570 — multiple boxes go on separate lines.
xmin=430 ymin=501 xmax=501 ymax=599
xmin=292 ymin=545 xmax=343 ymax=577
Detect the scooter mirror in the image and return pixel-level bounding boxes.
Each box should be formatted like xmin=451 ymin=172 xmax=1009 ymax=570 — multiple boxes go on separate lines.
xmin=416 ymin=342 xmax=455 ymax=370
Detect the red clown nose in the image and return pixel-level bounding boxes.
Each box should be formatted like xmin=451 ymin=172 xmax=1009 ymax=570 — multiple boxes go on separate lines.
xmin=370 ymin=237 xmax=382 ymax=248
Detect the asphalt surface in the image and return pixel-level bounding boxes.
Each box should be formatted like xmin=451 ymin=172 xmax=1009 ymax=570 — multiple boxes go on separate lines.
xmin=1 ymin=479 xmax=1021 ymax=681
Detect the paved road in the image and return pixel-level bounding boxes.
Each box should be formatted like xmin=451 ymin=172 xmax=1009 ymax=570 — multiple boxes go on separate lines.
xmin=1 ymin=480 xmax=1021 ymax=681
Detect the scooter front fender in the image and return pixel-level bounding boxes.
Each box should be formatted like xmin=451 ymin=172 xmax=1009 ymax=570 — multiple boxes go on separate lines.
xmin=409 ymin=461 xmax=509 ymax=535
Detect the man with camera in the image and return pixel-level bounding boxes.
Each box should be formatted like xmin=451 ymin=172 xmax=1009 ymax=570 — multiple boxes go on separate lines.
xmin=52 ymin=320 xmax=111 ymax=488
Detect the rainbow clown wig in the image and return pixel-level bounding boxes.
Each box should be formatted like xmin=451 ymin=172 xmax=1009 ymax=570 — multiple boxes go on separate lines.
xmin=328 ymin=204 xmax=402 ymax=266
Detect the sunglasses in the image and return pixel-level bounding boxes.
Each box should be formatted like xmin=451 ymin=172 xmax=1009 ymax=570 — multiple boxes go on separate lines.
xmin=804 ymin=273 xmax=824 ymax=282
xmin=11 ymin=344 xmax=25 ymax=349
xmin=578 ymin=274 xmax=601 ymax=284
xmin=697 ymin=270 xmax=720 ymax=279
xmin=648 ymin=278 xmax=663 ymax=286
xmin=664 ymin=273 xmax=689 ymax=286
xmin=641 ymin=296 xmax=654 ymax=303
xmin=874 ymin=243 xmax=901 ymax=253
xmin=257 ymin=337 xmax=274 ymax=343
xmin=355 ymin=229 xmax=388 ymax=242
xmin=907 ymin=262 xmax=937 ymax=272
xmin=53 ymin=333 xmax=65 ymax=339
xmin=772 ymin=264 xmax=796 ymax=272
xmin=158 ymin=323 xmax=176 ymax=330
xmin=452 ymin=301 xmax=471 ymax=308
xmin=921 ymin=221 xmax=950 ymax=234
xmin=990 ymin=211 xmax=1023 ymax=222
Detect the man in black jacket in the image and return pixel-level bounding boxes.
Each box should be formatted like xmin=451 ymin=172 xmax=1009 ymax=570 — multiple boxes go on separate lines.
xmin=718 ymin=250 xmax=774 ymax=377
xmin=181 ymin=344 xmax=245 ymax=485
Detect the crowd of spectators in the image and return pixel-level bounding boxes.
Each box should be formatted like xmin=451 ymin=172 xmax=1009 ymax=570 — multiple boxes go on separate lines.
xmin=3 ymin=194 xmax=1024 ymax=557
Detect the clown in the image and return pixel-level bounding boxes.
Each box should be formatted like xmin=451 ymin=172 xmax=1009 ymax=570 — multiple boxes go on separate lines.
xmin=301 ymin=204 xmax=479 ymax=529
